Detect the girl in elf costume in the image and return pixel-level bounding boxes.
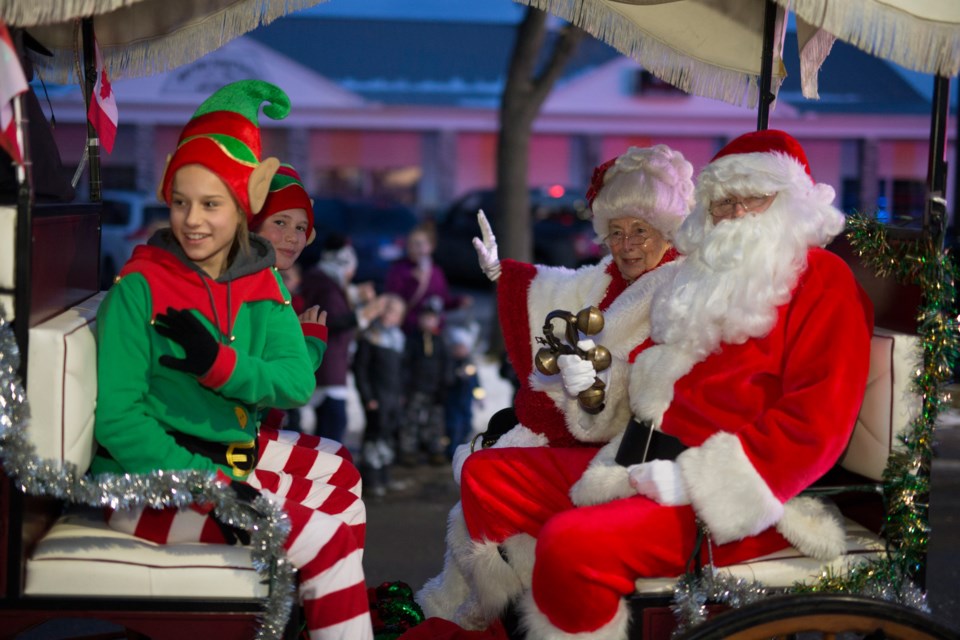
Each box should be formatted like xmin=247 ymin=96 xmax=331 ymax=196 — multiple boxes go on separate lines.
xmin=251 ymin=164 xmax=365 ymax=509
xmin=91 ymin=80 xmax=372 ymax=640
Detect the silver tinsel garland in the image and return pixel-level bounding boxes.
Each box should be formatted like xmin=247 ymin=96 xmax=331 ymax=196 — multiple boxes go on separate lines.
xmin=0 ymin=312 xmax=295 ymax=640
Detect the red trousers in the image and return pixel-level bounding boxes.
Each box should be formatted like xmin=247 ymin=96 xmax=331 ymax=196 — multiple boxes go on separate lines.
xmin=460 ymin=447 xmax=789 ymax=634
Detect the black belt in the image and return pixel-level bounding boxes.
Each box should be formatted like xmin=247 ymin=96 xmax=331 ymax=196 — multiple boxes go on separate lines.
xmin=97 ymin=431 xmax=259 ymax=478
xmin=615 ymin=419 xmax=686 ymax=466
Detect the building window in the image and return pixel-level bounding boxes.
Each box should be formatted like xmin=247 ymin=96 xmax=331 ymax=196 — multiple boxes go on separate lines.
xmin=891 ymin=179 xmax=926 ymax=226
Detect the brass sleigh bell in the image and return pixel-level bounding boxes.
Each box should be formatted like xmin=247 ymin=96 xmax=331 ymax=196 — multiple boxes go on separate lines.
xmin=535 ymin=347 xmax=561 ymax=376
xmin=578 ymin=378 xmax=606 ymax=414
xmin=576 ymin=306 xmax=604 ymax=336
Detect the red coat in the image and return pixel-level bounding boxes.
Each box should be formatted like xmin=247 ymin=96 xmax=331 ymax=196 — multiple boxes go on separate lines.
xmin=629 ymin=248 xmax=874 ymax=546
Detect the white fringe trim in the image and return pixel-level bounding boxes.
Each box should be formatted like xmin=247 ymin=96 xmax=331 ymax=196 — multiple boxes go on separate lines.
xmin=515 ymin=0 xmax=785 ymax=108
xmin=793 ymin=0 xmax=960 ymax=77
xmin=15 ymin=0 xmax=330 ymax=83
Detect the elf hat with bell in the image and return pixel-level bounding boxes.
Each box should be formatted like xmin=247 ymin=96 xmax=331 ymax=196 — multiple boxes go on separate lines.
xmin=157 ymin=80 xmax=290 ymax=219
xmin=696 ymin=129 xmax=814 ymax=203
xmin=251 ymin=163 xmax=316 ymax=244
xmin=588 ymin=144 xmax=694 ymax=241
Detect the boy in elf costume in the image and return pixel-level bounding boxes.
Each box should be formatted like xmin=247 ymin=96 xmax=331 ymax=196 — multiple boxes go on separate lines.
xmin=252 ymin=164 xmax=364 ymax=505
xmin=92 ymin=80 xmax=372 ymax=640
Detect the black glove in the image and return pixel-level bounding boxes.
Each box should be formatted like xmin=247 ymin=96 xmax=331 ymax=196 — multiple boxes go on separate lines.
xmin=156 ymin=307 xmax=219 ymax=376
xmin=215 ymin=480 xmax=261 ymax=546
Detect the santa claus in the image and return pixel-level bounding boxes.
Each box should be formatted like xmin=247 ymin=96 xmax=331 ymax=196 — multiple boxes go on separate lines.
xmin=414 ymin=145 xmax=695 ymax=628
xmin=454 ymin=130 xmax=874 ymax=640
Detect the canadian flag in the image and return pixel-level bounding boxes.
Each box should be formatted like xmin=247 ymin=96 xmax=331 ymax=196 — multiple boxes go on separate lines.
xmin=87 ymin=35 xmax=118 ymax=154
xmin=0 ymin=21 xmax=28 ymax=165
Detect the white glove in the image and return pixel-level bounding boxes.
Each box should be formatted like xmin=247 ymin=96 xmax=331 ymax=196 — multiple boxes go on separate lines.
xmin=557 ymin=354 xmax=596 ymax=396
xmin=628 ymin=459 xmax=690 ymax=506
xmin=472 ymin=209 xmax=501 ymax=282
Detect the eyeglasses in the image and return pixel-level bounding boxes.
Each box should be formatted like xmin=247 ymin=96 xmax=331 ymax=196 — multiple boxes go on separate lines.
xmin=710 ymin=193 xmax=776 ymax=218
xmin=604 ymin=228 xmax=651 ymax=248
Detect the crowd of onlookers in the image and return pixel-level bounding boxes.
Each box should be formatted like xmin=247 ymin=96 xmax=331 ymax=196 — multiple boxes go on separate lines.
xmin=282 ymin=222 xmax=487 ymax=497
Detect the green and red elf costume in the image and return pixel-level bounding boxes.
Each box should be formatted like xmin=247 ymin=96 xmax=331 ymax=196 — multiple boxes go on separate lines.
xmin=92 ymin=80 xmax=372 ymax=640
xmin=253 ymin=164 xmax=363 ymax=493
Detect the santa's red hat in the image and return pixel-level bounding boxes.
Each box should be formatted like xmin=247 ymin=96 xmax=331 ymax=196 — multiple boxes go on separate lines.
xmin=697 ymin=130 xmax=814 ymax=202
xmin=251 ymin=163 xmax=316 ymax=244
xmin=158 ymin=80 xmax=289 ymax=220
xmin=589 ymin=144 xmax=694 ymax=240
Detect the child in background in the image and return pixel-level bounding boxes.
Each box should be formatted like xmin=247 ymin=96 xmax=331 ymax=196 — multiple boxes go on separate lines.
xmin=444 ymin=323 xmax=482 ymax=461
xmin=399 ymin=296 xmax=449 ymax=467
xmin=353 ymin=293 xmax=407 ymax=497
xmin=91 ymin=81 xmax=372 ymax=640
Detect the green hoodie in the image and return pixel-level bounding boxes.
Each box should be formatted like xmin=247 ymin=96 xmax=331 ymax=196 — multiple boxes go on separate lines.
xmin=91 ymin=229 xmax=315 ymax=480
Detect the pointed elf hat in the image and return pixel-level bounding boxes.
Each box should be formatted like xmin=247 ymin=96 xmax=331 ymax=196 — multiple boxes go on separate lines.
xmin=158 ymin=80 xmax=290 ymax=219
xmin=251 ymin=163 xmax=316 ymax=244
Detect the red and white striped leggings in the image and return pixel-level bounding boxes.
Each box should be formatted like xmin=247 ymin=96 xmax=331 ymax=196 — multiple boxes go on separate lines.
xmin=107 ymin=429 xmax=371 ymax=640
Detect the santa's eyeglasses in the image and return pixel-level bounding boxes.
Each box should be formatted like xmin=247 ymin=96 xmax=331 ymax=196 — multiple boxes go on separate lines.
xmin=710 ymin=193 xmax=777 ymax=218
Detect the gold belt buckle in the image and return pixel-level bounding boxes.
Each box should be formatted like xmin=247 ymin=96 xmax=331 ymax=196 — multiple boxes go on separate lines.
xmin=226 ymin=440 xmax=256 ymax=477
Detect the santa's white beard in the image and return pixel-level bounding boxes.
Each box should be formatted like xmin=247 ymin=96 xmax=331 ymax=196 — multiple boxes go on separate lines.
xmin=650 ymin=190 xmax=839 ymax=358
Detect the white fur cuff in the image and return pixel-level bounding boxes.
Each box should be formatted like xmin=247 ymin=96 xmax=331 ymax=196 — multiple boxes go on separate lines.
xmin=678 ymin=432 xmax=783 ymax=544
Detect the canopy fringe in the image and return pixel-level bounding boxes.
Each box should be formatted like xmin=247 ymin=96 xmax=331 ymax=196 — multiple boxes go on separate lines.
xmin=517 ymin=0 xmax=779 ymax=108
xmin=20 ymin=0 xmax=328 ymax=83
xmin=0 ymin=0 xmax=139 ymax=27
xmin=792 ymin=0 xmax=960 ymax=78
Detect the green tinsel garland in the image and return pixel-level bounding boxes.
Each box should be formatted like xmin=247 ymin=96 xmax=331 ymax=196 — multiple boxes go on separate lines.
xmin=671 ymin=214 xmax=957 ymax=632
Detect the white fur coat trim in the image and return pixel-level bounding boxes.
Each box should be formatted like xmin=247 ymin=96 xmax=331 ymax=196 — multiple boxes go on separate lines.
xmin=568 ymin=434 xmax=635 ymax=507
xmin=528 ymin=259 xmax=683 ymax=442
xmin=518 ymin=587 xmax=630 ymax=640
xmin=777 ymin=495 xmax=847 ymax=561
xmin=416 ymin=501 xmax=477 ymax=625
xmin=629 ymin=341 xmax=700 ymax=429
xmin=677 ymin=432 xmax=784 ymax=545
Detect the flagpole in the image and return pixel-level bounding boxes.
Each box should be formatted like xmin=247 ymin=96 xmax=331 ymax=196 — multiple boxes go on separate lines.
xmin=81 ymin=17 xmax=101 ymax=201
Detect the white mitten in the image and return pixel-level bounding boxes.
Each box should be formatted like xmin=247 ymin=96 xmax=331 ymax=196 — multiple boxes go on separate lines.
xmin=557 ymin=354 xmax=596 ymax=396
xmin=628 ymin=459 xmax=690 ymax=506
xmin=472 ymin=209 xmax=501 ymax=281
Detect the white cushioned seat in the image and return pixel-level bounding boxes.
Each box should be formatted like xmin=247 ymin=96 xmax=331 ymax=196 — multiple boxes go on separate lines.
xmin=24 ymin=507 xmax=267 ymax=597
xmin=24 ymin=293 xmax=267 ymax=599
xmin=0 ymin=205 xmax=15 ymax=321
xmin=635 ymin=519 xmax=884 ymax=594
xmin=636 ymin=328 xmax=918 ymax=594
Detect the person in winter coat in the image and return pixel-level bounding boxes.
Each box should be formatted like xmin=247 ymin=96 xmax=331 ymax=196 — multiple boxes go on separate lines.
xmin=444 ymin=323 xmax=482 ymax=461
xmin=353 ymin=293 xmax=407 ymax=497
xmin=399 ymin=296 xmax=450 ymax=467
xmin=299 ymin=234 xmax=384 ymax=443
xmin=91 ymin=81 xmax=373 ymax=640
xmin=384 ymin=221 xmax=471 ymax=336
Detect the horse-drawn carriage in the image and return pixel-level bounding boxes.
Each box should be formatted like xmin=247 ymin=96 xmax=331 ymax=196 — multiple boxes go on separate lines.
xmin=1 ymin=1 xmax=960 ymax=639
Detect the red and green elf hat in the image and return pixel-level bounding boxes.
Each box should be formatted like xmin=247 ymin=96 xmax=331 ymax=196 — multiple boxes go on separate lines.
xmin=157 ymin=80 xmax=291 ymax=219
xmin=251 ymin=163 xmax=316 ymax=244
